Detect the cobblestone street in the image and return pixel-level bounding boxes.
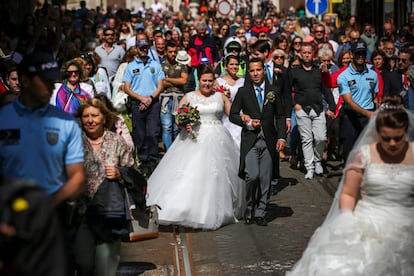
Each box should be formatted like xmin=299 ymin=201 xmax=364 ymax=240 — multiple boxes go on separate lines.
xmin=118 ymin=160 xmax=342 ymax=275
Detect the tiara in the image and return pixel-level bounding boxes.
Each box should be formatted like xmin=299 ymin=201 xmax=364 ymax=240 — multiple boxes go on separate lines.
xmin=379 ymin=103 xmax=403 ymax=111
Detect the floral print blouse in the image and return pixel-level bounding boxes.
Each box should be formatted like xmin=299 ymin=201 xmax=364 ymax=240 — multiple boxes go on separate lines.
xmin=83 ymin=130 xmax=135 ymax=198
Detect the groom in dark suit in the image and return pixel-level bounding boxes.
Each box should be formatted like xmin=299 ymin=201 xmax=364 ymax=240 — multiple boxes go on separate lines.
xmin=230 ymin=58 xmax=286 ymax=226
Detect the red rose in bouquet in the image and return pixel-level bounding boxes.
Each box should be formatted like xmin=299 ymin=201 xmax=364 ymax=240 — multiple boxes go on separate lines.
xmin=213 ymin=84 xmax=231 ymax=99
xmin=176 ymin=103 xmax=200 ymax=139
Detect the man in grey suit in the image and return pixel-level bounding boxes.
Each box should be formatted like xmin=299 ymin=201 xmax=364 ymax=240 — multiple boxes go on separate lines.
xmin=230 ymin=58 xmax=286 ymax=226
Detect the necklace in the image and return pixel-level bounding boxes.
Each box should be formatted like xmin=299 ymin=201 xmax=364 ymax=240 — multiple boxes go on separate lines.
xmin=88 ymin=139 xmax=103 ymax=145
xmin=87 ymin=135 xmax=104 ymax=145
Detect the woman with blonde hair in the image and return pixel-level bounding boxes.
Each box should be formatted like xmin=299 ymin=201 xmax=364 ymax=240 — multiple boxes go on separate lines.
xmin=74 ymin=98 xmax=135 ymax=276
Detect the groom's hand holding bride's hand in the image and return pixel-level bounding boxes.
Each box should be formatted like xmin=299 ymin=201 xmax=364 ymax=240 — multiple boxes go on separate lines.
xmin=240 ymin=114 xmax=251 ymax=123
xmin=240 ymin=114 xmax=261 ymax=129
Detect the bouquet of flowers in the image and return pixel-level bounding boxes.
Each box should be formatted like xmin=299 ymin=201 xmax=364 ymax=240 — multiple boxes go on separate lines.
xmin=213 ymin=84 xmax=231 ymax=99
xmin=175 ymin=103 xmax=200 ymax=139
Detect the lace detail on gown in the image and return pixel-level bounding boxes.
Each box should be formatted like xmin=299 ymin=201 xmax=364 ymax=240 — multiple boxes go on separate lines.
xmin=147 ymin=92 xmax=245 ymax=230
xmin=288 ymin=143 xmax=414 ymax=276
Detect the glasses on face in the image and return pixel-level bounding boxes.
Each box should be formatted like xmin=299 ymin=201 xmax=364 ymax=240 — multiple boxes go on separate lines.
xmin=139 ymin=46 xmax=149 ymax=51
xmin=237 ymin=32 xmax=246 ymax=35
xmin=80 ymin=53 xmax=92 ymax=59
xmin=314 ymin=30 xmax=324 ymax=33
xmin=67 ymin=70 xmax=79 ymax=75
xmin=105 ymin=33 xmax=115 ymax=36
xmin=255 ymin=21 xmax=262 ymax=24
xmin=228 ymin=48 xmax=241 ymax=53
xmin=354 ymin=52 xmax=367 ymax=58
xmin=274 ymin=56 xmax=285 ymax=60
xmin=321 ymin=59 xmax=331 ymax=62
xmin=294 ymin=41 xmax=302 ymax=45
xmin=380 ymin=135 xmax=405 ymax=143
xmin=397 ymin=58 xmax=408 ymax=63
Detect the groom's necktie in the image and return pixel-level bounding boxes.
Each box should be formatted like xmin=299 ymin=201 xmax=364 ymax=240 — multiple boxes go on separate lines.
xmin=256 ymin=86 xmax=263 ymax=105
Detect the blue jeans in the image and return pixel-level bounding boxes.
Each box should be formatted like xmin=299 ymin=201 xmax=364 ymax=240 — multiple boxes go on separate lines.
xmin=405 ymin=86 xmax=414 ymax=111
xmin=160 ymin=98 xmax=180 ymax=150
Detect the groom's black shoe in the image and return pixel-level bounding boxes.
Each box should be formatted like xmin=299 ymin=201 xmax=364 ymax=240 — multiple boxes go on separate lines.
xmin=244 ymin=207 xmax=254 ymax=224
xmin=255 ymin=217 xmax=268 ymax=226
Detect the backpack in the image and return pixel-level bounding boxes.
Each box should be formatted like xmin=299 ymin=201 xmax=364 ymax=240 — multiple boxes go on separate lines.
xmin=0 ymin=177 xmax=67 ymax=276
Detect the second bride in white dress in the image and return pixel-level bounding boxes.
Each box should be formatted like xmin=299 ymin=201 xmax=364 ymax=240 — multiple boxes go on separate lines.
xmin=147 ymin=64 xmax=245 ymax=230
xmin=287 ymin=96 xmax=414 ymax=275
xmin=217 ymin=54 xmax=245 ymax=147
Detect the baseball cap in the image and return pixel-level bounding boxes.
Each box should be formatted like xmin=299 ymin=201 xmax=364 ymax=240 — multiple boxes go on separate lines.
xmin=136 ymin=39 xmax=149 ymax=48
xmin=19 ymin=50 xmax=63 ymax=81
xmin=134 ymin=23 xmax=145 ymax=30
xmin=350 ymin=40 xmax=368 ymax=55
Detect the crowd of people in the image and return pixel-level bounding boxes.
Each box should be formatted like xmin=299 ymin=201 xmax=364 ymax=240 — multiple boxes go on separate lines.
xmin=1 ymin=0 xmax=414 ymax=275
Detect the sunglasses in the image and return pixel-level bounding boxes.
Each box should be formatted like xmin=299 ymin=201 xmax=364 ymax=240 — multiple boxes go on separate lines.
xmin=274 ymin=56 xmax=285 ymax=60
xmin=321 ymin=59 xmax=331 ymax=62
xmin=314 ymin=30 xmax=324 ymax=33
xmin=380 ymin=135 xmax=405 ymax=143
xmin=397 ymin=58 xmax=408 ymax=63
xmin=67 ymin=70 xmax=79 ymax=75
xmin=105 ymin=33 xmax=115 ymax=36
xmin=293 ymin=41 xmax=302 ymax=45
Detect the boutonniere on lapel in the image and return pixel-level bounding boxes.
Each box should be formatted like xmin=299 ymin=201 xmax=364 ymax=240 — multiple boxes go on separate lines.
xmin=264 ymin=91 xmax=276 ymax=105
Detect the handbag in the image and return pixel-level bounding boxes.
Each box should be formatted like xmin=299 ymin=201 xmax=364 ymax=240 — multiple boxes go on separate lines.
xmin=123 ymin=188 xmax=160 ymax=242
xmin=113 ymin=91 xmax=128 ymax=112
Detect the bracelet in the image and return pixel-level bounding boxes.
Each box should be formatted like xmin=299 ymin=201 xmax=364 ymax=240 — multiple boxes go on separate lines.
xmin=150 ymin=95 xmax=154 ymax=100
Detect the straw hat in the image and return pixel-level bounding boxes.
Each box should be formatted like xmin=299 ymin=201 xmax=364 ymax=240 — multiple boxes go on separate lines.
xmin=175 ymin=50 xmax=191 ymax=65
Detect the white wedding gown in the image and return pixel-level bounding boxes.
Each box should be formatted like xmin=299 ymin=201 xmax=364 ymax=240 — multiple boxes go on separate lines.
xmin=217 ymin=77 xmax=245 ymax=147
xmin=147 ymin=92 xmax=245 ymax=230
xmin=288 ymin=143 xmax=414 ymax=275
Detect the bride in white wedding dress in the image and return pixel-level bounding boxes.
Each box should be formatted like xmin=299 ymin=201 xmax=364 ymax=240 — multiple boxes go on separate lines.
xmin=146 ymin=64 xmax=245 ymax=230
xmin=287 ymin=95 xmax=414 ymax=275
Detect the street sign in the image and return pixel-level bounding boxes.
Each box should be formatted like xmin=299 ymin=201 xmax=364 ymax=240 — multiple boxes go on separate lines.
xmin=306 ymin=0 xmax=328 ymax=16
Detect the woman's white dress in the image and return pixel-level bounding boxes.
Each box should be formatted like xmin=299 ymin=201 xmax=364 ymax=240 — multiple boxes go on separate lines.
xmin=147 ymin=92 xmax=245 ymax=230
xmin=288 ymin=144 xmax=414 ymax=275
xmin=216 ymin=77 xmax=245 ymax=147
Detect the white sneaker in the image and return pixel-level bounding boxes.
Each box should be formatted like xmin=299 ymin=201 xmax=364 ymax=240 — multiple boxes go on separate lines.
xmin=315 ymin=162 xmax=323 ymax=175
xmin=305 ymin=170 xmax=314 ymax=180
